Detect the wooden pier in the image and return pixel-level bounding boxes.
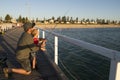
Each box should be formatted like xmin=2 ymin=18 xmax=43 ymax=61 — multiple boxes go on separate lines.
xmin=0 ymin=27 xmax=68 ymax=80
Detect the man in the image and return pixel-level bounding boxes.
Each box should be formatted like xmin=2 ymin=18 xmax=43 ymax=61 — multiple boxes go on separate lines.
xmin=3 ymin=22 xmax=39 ymax=78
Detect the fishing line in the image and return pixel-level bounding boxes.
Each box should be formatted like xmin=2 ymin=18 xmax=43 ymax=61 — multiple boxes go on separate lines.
xmin=42 ymin=8 xmax=71 ymax=34
xmin=44 ymin=31 xmax=86 ymax=80
xmin=38 ymin=8 xmax=84 ymax=79
xmin=46 ymin=38 xmax=79 ymax=80
xmin=47 ymin=37 xmax=105 ymax=79
xmin=38 ymin=8 xmax=71 ymax=51
xmin=42 ymin=8 xmax=71 ymax=46
xmin=59 ymin=58 xmax=79 ymax=80
xmin=52 ymin=8 xmax=70 ymax=31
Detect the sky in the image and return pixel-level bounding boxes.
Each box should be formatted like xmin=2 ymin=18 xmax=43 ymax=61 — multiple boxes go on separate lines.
xmin=0 ymin=0 xmax=120 ymax=21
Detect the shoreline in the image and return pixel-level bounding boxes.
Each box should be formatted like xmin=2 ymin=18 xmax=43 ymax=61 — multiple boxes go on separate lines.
xmin=1 ymin=23 xmax=120 ymax=29
xmin=37 ymin=24 xmax=120 ymax=29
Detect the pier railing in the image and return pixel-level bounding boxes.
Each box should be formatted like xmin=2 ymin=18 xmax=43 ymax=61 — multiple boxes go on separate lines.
xmin=37 ymin=27 xmax=120 ymax=80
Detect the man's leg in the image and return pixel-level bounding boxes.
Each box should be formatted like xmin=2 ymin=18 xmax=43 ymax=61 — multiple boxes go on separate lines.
xmin=3 ymin=59 xmax=32 ymax=78
xmin=11 ymin=68 xmax=31 ymax=75
xmin=4 ymin=68 xmax=31 ymax=75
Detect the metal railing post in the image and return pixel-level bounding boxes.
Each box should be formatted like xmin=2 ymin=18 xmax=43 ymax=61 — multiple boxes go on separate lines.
xmin=109 ymin=60 xmax=120 ymax=80
xmin=38 ymin=29 xmax=40 ymax=38
xmin=54 ymin=36 xmax=58 ymax=65
xmin=115 ymin=62 xmax=120 ymax=80
xmin=42 ymin=30 xmax=45 ymax=38
xmin=109 ymin=60 xmax=117 ymax=80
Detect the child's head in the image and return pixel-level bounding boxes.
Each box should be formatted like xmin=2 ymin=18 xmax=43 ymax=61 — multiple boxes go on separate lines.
xmin=31 ymin=29 xmax=38 ymax=37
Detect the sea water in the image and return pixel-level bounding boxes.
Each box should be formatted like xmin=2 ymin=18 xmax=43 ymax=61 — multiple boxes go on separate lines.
xmin=45 ymin=27 xmax=120 ymax=80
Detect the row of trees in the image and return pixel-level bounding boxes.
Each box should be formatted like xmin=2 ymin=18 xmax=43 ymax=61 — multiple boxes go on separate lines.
xmin=0 ymin=14 xmax=29 ymax=23
xmin=0 ymin=14 xmax=120 ymax=25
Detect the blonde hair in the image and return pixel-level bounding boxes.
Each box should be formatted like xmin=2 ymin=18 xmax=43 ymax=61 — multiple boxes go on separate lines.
xmin=31 ymin=29 xmax=38 ymax=36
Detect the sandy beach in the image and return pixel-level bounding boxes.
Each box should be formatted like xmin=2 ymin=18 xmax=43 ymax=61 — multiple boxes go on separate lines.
xmin=0 ymin=23 xmax=120 ymax=29
xmin=37 ymin=24 xmax=120 ymax=29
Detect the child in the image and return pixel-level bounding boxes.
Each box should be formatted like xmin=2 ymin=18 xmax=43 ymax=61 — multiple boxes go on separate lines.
xmin=31 ymin=29 xmax=47 ymax=51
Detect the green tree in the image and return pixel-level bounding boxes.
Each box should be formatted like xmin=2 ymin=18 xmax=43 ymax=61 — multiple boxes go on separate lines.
xmin=96 ymin=18 xmax=102 ymax=24
xmin=86 ymin=19 xmax=90 ymax=24
xmin=22 ymin=17 xmax=26 ymax=23
xmin=106 ymin=20 xmax=110 ymax=24
xmin=5 ymin=14 xmax=12 ymax=23
xmin=76 ymin=17 xmax=79 ymax=22
xmin=52 ymin=16 xmax=55 ymax=20
xmin=66 ymin=16 xmax=69 ymax=22
xmin=18 ymin=15 xmax=22 ymax=22
xmin=102 ymin=19 xmax=106 ymax=24
xmin=70 ymin=17 xmax=73 ymax=24
xmin=57 ymin=16 xmax=61 ymax=23
xmin=111 ymin=20 xmax=117 ymax=24
xmin=62 ymin=16 xmax=66 ymax=23
xmin=25 ymin=17 xmax=29 ymax=22
xmin=0 ymin=17 xmax=2 ymax=22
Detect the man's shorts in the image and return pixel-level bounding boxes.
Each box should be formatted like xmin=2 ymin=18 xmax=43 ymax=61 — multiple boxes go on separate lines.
xmin=18 ymin=59 xmax=32 ymax=72
xmin=17 ymin=52 xmax=36 ymax=71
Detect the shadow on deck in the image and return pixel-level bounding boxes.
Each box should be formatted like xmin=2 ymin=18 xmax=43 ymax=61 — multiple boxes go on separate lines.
xmin=0 ymin=27 xmax=68 ymax=80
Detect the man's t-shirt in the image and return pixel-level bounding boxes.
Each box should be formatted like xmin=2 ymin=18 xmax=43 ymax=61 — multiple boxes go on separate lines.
xmin=16 ymin=32 xmax=38 ymax=60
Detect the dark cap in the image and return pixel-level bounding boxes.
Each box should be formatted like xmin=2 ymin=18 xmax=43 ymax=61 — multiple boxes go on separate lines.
xmin=32 ymin=22 xmax=36 ymax=27
xmin=23 ymin=22 xmax=36 ymax=32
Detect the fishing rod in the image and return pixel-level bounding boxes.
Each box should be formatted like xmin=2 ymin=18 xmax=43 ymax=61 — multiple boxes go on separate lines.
xmin=38 ymin=9 xmax=71 ymax=40
xmin=40 ymin=9 xmax=80 ymax=80
xmin=39 ymin=9 xmax=70 ymax=31
xmin=51 ymin=8 xmax=70 ymax=31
